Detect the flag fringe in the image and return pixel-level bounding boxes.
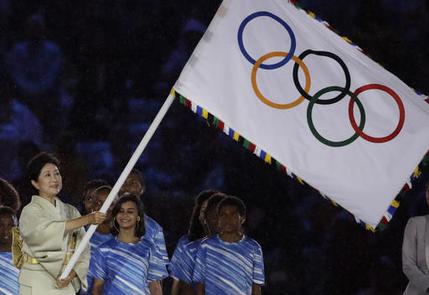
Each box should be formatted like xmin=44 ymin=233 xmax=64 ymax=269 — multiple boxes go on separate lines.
xmin=174 ymin=90 xmax=428 ymax=232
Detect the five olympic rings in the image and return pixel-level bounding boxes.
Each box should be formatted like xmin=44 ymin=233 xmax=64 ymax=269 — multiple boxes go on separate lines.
xmin=237 ymin=11 xmax=405 ymax=147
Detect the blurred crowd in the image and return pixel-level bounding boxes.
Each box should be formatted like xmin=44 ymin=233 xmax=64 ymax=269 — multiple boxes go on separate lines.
xmin=0 ymin=0 xmax=428 ymax=294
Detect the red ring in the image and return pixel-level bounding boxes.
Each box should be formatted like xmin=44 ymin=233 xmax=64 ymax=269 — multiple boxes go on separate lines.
xmin=348 ymin=84 xmax=405 ymax=143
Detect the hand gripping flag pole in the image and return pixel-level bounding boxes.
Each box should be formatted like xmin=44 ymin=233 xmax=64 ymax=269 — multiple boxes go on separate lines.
xmin=60 ymin=92 xmax=175 ymax=280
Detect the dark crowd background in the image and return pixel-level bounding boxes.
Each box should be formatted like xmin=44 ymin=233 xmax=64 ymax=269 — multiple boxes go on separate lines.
xmin=0 ymin=0 xmax=429 ymax=294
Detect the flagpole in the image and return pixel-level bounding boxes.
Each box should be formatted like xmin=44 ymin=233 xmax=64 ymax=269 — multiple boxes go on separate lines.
xmin=60 ymin=91 xmax=176 ymax=280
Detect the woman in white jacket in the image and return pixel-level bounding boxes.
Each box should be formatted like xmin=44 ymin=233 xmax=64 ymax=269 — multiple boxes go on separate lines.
xmin=402 ymin=181 xmax=429 ymax=295
xmin=19 ymin=152 xmax=105 ymax=294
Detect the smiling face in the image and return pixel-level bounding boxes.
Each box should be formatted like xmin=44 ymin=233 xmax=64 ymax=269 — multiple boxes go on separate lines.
xmin=116 ymin=201 xmax=139 ymax=231
xmin=31 ymin=163 xmax=62 ymax=198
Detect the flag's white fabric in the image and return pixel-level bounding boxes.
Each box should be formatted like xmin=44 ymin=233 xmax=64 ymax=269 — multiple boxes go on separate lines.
xmin=174 ymin=0 xmax=429 ymax=227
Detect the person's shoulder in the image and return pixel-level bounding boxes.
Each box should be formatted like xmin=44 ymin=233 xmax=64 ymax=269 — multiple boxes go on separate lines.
xmin=243 ymin=236 xmax=263 ymax=251
xmin=145 ymin=214 xmax=163 ymax=230
xmin=407 ymin=215 xmax=428 ymax=225
xmin=199 ymin=235 xmax=217 ymax=247
xmin=140 ymin=236 xmax=158 ymax=251
xmin=98 ymin=237 xmax=117 ymax=250
xmin=20 ymin=196 xmax=43 ymax=214
xmin=177 ymin=234 xmax=190 ymax=247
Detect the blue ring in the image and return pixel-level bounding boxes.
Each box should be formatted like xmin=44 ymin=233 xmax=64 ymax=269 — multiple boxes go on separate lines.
xmin=238 ymin=11 xmax=296 ymax=70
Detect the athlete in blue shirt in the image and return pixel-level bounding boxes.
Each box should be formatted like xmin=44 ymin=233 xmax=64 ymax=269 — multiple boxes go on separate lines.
xmin=0 ymin=206 xmax=19 ymax=295
xmin=193 ymin=195 xmax=265 ymax=295
xmin=119 ymin=169 xmax=169 ymax=263
xmin=170 ymin=190 xmax=222 ymax=295
xmin=92 ymin=194 xmax=168 ymax=295
xmin=81 ymin=185 xmax=114 ymax=295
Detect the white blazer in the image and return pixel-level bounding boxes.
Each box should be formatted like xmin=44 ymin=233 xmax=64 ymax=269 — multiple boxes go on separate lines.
xmin=403 ymin=215 xmax=429 ymax=295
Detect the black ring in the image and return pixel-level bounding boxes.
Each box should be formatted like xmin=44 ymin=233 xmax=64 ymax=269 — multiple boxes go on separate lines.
xmin=292 ymin=49 xmax=351 ymax=105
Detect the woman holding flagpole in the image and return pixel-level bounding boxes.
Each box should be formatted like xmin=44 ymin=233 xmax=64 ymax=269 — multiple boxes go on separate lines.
xmin=18 ymin=152 xmax=106 ymax=294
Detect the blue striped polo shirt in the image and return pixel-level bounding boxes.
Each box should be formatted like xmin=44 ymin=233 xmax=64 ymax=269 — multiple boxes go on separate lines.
xmin=92 ymin=237 xmax=168 ymax=295
xmin=0 ymin=252 xmax=19 ymax=295
xmin=193 ymin=235 xmax=265 ymax=295
xmin=169 ymin=235 xmax=203 ymax=284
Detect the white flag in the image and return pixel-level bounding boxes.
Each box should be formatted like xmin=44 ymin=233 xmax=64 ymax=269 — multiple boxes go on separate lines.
xmin=174 ymin=0 xmax=429 ymax=228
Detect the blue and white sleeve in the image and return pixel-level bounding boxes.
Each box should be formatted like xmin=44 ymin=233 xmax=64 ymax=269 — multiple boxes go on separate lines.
xmin=91 ymin=248 xmax=107 ymax=281
xmin=252 ymin=243 xmax=265 ymax=285
xmin=192 ymin=243 xmax=207 ymax=284
xmin=147 ymin=243 xmax=169 ymax=282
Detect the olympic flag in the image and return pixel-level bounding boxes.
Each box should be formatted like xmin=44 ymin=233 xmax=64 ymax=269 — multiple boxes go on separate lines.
xmin=173 ymin=0 xmax=429 ymax=228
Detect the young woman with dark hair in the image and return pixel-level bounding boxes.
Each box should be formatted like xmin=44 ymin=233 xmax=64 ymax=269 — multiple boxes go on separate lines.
xmin=91 ymin=194 xmax=168 ymax=295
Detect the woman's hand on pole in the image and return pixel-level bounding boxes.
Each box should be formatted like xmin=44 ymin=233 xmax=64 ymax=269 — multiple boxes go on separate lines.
xmin=87 ymin=211 xmax=106 ymax=225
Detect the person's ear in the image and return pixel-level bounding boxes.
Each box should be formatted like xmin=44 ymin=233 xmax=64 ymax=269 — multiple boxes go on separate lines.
xmin=31 ymin=180 xmax=39 ymax=190
xmin=240 ymin=216 xmax=246 ymax=225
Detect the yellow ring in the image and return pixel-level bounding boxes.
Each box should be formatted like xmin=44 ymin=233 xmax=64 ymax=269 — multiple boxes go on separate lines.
xmin=251 ymin=51 xmax=311 ymax=109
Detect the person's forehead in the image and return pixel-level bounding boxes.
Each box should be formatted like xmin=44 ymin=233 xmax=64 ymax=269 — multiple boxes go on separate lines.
xmin=96 ymin=190 xmax=110 ymax=200
xmin=0 ymin=214 xmax=14 ymax=223
xmin=120 ymin=201 xmax=137 ymax=209
xmin=127 ymin=172 xmax=140 ymax=181
xmin=41 ymin=163 xmax=59 ymax=172
xmin=220 ymin=205 xmax=238 ymax=213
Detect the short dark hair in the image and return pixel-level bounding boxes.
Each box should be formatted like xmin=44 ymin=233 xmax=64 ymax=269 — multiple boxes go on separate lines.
xmin=27 ymin=152 xmax=60 ymax=182
xmin=92 ymin=185 xmax=113 ymax=207
xmin=131 ymin=168 xmax=145 ymax=191
xmin=188 ymin=189 xmax=218 ymax=241
xmin=218 ymin=195 xmax=246 ymax=217
xmin=205 ymin=192 xmax=227 ymax=219
xmin=82 ymin=179 xmax=110 ymax=201
xmin=93 ymin=185 xmax=112 ymax=196
xmin=111 ymin=193 xmax=145 ymax=238
xmin=0 ymin=206 xmax=17 ymax=225
xmin=0 ymin=178 xmax=21 ymax=212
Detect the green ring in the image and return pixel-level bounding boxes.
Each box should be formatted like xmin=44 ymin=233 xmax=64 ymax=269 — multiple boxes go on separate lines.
xmin=307 ymin=86 xmax=366 ymax=147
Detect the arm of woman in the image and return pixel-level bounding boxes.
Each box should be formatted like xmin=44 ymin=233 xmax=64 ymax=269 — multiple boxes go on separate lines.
xmin=65 ymin=211 xmax=106 ymax=233
xmin=92 ymin=279 xmax=104 ymax=295
xmin=252 ymin=284 xmax=262 ymax=295
xmin=195 ymin=283 xmax=204 ymax=295
xmin=149 ymin=280 xmax=162 ymax=295
xmin=171 ymin=279 xmax=181 ymax=295
xmin=56 ymin=269 xmax=76 ymax=289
